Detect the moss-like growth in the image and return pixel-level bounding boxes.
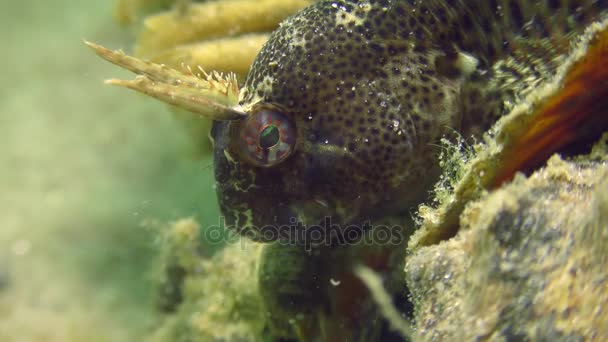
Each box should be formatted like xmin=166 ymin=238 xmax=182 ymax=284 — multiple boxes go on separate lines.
xmin=407 ymin=152 xmax=608 ymax=340
xmin=152 ymin=219 xmax=267 ymax=341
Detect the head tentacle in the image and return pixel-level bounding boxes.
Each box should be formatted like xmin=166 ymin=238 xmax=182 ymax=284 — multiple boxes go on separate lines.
xmin=85 ymin=40 xmax=246 ymax=121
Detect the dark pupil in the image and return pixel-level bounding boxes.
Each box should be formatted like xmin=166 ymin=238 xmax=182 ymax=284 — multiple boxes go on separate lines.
xmin=259 ymin=125 xmax=280 ymax=149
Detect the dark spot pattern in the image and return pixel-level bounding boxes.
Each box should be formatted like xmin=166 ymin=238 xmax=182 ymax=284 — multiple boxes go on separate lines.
xmin=213 ymin=0 xmax=608 ymax=238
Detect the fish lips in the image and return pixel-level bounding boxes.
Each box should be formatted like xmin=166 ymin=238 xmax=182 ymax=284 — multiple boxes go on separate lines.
xmin=216 ymin=181 xmax=367 ymax=247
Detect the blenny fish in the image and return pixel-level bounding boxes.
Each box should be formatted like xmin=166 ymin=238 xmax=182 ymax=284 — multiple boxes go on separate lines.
xmin=215 ymin=0 xmax=607 ymax=243
xmin=88 ymin=0 xmax=608 ymax=340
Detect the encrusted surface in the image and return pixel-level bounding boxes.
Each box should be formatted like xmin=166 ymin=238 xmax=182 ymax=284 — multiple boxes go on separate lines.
xmin=152 ymin=219 xmax=267 ymax=341
xmin=407 ymin=154 xmax=608 ymax=341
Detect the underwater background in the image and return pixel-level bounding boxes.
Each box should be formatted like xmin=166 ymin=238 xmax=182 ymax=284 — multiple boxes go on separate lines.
xmin=3 ymin=0 xmax=608 ymax=341
xmin=0 ymin=1 xmax=221 ymax=340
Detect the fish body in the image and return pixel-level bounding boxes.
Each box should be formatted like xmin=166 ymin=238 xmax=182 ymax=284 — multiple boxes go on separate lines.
xmin=213 ymin=0 xmax=606 ymax=240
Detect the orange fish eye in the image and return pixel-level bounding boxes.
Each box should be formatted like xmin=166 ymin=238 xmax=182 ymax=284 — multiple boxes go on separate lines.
xmin=239 ymin=109 xmax=296 ymax=167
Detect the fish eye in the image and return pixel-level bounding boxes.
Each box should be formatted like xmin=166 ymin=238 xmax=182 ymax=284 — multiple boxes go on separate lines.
xmin=259 ymin=125 xmax=280 ymax=149
xmin=239 ymin=109 xmax=296 ymax=167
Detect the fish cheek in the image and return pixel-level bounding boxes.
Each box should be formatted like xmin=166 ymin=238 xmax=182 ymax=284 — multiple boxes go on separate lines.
xmin=213 ymin=153 xmax=298 ymax=241
xmin=212 ymin=120 xmax=301 ymax=240
xmin=294 ymin=138 xmax=369 ymax=223
xmin=211 ymin=121 xmax=259 ymax=237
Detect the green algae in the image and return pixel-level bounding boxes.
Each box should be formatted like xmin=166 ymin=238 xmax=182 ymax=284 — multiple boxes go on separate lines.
xmin=151 ymin=219 xmax=267 ymax=341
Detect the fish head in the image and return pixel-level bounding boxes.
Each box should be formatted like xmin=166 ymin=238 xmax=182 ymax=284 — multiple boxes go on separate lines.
xmin=211 ymin=2 xmax=450 ymax=243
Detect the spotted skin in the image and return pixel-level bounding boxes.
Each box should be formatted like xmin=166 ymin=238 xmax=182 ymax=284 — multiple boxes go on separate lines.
xmin=213 ymin=0 xmax=606 ymax=240
xmin=211 ymin=0 xmax=607 ymax=340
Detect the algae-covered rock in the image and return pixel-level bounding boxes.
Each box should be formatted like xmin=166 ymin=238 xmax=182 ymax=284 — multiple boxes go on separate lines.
xmin=152 ymin=219 xmax=266 ymax=341
xmin=406 ymin=151 xmax=608 ymax=341
xmin=403 ymin=20 xmax=608 ymax=341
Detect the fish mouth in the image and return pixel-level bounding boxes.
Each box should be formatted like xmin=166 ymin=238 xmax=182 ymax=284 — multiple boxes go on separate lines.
xmin=227 ymin=202 xmax=300 ymax=243
xmin=222 ymin=197 xmax=372 ymax=248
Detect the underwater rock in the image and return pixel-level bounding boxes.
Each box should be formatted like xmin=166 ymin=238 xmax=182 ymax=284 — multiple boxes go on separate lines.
xmin=406 ymin=150 xmax=608 ymax=341
xmin=404 ymin=20 xmax=608 ymax=341
xmin=151 ymin=219 xmax=266 ymax=341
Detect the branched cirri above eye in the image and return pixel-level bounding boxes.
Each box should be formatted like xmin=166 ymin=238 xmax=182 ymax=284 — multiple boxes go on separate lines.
xmin=239 ymin=109 xmax=296 ymax=167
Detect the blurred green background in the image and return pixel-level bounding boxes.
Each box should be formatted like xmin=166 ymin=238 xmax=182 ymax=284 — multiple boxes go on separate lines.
xmin=0 ymin=1 xmax=219 ymax=340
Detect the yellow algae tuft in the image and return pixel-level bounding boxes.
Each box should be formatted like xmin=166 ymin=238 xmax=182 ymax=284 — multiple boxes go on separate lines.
xmin=114 ymin=0 xmax=175 ymax=25
xmin=148 ymin=33 xmax=270 ymax=83
xmin=135 ymin=0 xmax=316 ymax=57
